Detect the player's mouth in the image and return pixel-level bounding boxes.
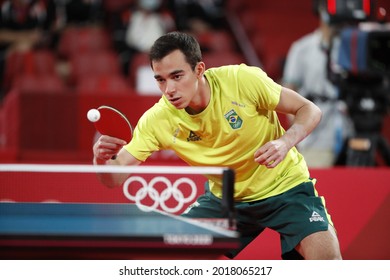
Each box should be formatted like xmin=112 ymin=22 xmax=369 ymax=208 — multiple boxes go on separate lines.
xmin=169 ymin=97 xmax=182 ymax=106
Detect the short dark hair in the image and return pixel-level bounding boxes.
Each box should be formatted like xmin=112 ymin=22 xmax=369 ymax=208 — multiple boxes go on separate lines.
xmin=149 ymin=31 xmax=202 ymax=70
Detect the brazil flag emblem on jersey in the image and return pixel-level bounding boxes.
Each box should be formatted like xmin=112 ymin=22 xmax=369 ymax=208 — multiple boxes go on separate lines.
xmin=224 ymin=109 xmax=243 ymax=129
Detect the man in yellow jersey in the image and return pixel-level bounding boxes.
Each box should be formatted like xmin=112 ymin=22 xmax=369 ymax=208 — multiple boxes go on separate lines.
xmin=93 ymin=32 xmax=342 ymax=260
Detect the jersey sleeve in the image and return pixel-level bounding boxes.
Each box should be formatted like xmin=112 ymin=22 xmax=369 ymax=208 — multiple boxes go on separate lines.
xmin=124 ymin=107 xmax=161 ymax=162
xmin=237 ymin=64 xmax=282 ymax=110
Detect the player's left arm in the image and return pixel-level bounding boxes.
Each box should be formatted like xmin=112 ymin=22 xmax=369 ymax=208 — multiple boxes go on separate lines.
xmin=254 ymin=87 xmax=322 ymax=168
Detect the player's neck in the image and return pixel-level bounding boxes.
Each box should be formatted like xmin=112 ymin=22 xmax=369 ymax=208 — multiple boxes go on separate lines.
xmin=185 ymin=76 xmax=211 ymax=115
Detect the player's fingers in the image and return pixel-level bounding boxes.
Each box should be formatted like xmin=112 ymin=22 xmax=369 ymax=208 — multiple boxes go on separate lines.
xmin=257 ymin=153 xmax=277 ymax=168
xmin=100 ymin=135 xmax=127 ymax=146
xmin=254 ymin=142 xmax=285 ymax=167
xmin=265 ymin=157 xmax=281 ymax=168
xmin=98 ymin=141 xmax=123 ymax=151
xmin=254 ymin=145 xmax=272 ymax=164
xmin=97 ymin=147 xmax=119 ymax=161
xmin=95 ymin=137 xmax=126 ymax=153
xmin=94 ymin=141 xmax=119 ymax=160
xmin=254 ymin=151 xmax=265 ymax=164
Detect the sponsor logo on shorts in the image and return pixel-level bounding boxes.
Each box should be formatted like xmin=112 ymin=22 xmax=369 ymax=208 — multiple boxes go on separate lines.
xmin=309 ymin=211 xmax=325 ymax=222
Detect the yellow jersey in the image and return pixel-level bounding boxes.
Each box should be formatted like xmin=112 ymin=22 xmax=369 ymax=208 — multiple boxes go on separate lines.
xmin=125 ymin=64 xmax=310 ymax=201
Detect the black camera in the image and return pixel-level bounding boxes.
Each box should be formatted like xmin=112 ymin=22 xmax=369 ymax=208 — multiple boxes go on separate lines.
xmin=314 ymin=0 xmax=374 ymax=24
xmin=337 ymin=25 xmax=390 ymax=76
xmin=315 ymin=0 xmax=390 ymax=76
xmin=325 ymin=0 xmax=390 ymax=119
xmin=314 ymin=0 xmax=390 ymax=166
xmin=334 ymin=23 xmax=390 ymax=121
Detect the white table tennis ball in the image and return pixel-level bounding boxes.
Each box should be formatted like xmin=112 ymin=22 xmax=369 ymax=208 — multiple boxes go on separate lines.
xmin=87 ymin=109 xmax=100 ymax=122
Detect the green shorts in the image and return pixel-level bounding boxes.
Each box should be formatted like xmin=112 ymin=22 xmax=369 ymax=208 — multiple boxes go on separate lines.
xmin=181 ymin=179 xmax=332 ymax=259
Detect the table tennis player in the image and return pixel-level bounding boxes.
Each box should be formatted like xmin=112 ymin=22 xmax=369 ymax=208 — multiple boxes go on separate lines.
xmin=92 ymin=31 xmax=342 ymax=260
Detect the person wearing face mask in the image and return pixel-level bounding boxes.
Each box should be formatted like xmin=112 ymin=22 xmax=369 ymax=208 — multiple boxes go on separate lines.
xmin=282 ymin=0 xmax=354 ymax=168
xmin=119 ymin=0 xmax=175 ymax=76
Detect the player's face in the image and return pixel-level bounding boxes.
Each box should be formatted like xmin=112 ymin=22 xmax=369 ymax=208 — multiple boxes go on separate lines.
xmin=152 ymin=50 xmax=204 ymax=110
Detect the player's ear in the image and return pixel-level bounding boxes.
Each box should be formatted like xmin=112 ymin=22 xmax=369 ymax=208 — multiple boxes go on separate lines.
xmin=195 ymin=62 xmax=205 ymax=78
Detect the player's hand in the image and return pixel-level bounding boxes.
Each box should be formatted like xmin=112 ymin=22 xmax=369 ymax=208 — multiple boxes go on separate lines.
xmin=254 ymin=139 xmax=289 ymax=168
xmin=93 ymin=135 xmax=127 ymax=163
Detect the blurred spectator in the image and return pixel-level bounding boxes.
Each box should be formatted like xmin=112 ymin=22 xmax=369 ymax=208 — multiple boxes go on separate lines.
xmin=114 ymin=0 xmax=175 ymax=76
xmin=282 ymin=2 xmax=354 ymax=168
xmin=167 ymin=0 xmax=226 ymax=33
xmin=54 ymin=0 xmax=104 ymax=27
xmin=0 ymin=0 xmax=57 ymax=98
xmin=125 ymin=0 xmax=174 ymax=54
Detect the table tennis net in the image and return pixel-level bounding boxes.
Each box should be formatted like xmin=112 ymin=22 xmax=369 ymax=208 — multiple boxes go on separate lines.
xmin=0 ymin=164 xmax=235 ymax=224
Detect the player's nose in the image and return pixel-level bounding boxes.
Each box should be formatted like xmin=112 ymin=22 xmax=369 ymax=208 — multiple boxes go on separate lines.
xmin=164 ymin=80 xmax=176 ymax=96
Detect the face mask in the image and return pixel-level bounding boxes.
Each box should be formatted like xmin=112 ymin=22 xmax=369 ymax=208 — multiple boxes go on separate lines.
xmin=319 ymin=9 xmax=331 ymax=24
xmin=139 ymin=0 xmax=162 ymax=11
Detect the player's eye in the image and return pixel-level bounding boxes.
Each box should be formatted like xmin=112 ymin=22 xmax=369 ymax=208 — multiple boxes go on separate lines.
xmin=156 ymin=78 xmax=165 ymax=84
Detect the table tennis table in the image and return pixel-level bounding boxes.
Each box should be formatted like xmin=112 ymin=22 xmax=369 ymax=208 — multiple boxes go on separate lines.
xmin=0 ymin=202 xmax=239 ymax=260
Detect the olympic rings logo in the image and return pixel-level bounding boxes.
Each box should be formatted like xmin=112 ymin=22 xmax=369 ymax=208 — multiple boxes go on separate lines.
xmin=122 ymin=176 xmax=198 ymax=213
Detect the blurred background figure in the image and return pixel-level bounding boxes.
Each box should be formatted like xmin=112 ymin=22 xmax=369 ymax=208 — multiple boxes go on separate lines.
xmin=282 ymin=0 xmax=355 ymax=168
xmin=0 ymin=0 xmax=57 ymax=99
xmin=167 ymin=0 xmax=226 ymax=33
xmin=57 ymin=0 xmax=104 ymax=26
xmin=114 ymin=0 xmax=175 ymax=76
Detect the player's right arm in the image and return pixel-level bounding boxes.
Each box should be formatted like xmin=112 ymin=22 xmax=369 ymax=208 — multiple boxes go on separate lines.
xmin=93 ymin=135 xmax=142 ymax=188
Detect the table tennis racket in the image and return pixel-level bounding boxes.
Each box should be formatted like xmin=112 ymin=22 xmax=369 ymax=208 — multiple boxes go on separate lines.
xmin=90 ymin=105 xmax=133 ymax=143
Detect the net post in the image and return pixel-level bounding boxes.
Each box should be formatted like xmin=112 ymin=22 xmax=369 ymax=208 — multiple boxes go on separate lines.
xmin=222 ymin=168 xmax=236 ymax=229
